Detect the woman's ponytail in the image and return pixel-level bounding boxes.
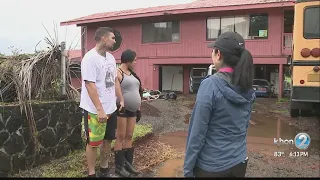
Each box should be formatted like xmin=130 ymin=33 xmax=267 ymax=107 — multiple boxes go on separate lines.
xmin=232 ymin=49 xmax=254 ymax=92
xmin=128 ymin=68 xmax=143 ymax=99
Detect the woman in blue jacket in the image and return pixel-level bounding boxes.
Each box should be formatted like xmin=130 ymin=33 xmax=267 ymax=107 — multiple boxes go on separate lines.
xmin=183 ymin=31 xmax=255 ymax=177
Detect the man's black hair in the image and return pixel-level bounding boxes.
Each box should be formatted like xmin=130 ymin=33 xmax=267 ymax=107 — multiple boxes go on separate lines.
xmin=94 ymin=27 xmax=114 ymax=42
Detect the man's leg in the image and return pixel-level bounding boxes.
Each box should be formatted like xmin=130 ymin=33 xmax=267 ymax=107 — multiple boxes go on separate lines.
xmin=100 ymin=140 xmax=112 ymax=168
xmin=86 ymin=144 xmax=98 ymax=176
xmin=99 ymin=112 xmax=117 ymax=177
xmin=83 ymin=110 xmax=106 ymax=177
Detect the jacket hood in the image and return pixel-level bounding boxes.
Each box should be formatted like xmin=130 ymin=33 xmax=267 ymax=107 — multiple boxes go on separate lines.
xmin=213 ymin=75 xmax=255 ymax=105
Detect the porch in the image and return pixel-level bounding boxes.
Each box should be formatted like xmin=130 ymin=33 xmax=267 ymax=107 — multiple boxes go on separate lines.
xmin=155 ymin=63 xmax=287 ymax=100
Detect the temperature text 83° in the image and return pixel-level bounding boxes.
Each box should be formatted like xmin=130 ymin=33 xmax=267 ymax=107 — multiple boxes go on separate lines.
xmin=274 ymin=152 xmax=285 ymax=157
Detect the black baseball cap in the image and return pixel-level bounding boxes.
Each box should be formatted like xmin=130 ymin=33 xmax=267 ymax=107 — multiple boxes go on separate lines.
xmin=208 ymin=32 xmax=245 ymax=55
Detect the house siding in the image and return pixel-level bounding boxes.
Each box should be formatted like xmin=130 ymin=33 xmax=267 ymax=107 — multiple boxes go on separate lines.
xmin=83 ymin=7 xmax=291 ymax=91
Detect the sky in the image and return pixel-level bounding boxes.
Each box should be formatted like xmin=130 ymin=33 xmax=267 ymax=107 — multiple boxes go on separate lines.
xmin=0 ymin=0 xmax=193 ymax=55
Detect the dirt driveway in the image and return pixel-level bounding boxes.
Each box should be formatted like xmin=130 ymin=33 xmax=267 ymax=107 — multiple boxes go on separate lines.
xmin=13 ymin=95 xmax=319 ymax=178
xmin=139 ymin=95 xmax=319 ymax=178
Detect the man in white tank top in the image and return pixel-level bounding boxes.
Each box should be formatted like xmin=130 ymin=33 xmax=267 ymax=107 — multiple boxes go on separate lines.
xmin=80 ymin=27 xmax=124 ymax=178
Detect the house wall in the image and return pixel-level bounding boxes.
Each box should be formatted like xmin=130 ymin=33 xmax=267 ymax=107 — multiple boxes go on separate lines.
xmin=83 ymin=7 xmax=291 ymax=91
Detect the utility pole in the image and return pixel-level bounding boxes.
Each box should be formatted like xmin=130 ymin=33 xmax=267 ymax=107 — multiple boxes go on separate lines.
xmin=60 ymin=41 xmax=66 ymax=95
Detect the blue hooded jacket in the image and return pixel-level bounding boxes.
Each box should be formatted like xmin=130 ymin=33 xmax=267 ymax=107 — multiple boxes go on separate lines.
xmin=183 ymin=73 xmax=255 ymax=177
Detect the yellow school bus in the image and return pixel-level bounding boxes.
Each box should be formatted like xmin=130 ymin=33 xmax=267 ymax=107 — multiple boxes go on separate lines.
xmin=289 ymin=0 xmax=320 ymax=117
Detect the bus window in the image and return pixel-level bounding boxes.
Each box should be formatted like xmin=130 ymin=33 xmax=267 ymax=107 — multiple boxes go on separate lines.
xmin=304 ymin=6 xmax=320 ymax=39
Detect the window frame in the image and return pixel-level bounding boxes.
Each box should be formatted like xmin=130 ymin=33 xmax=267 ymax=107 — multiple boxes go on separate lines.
xmin=206 ymin=16 xmax=222 ymax=41
xmin=303 ymin=6 xmax=320 ymax=39
xmin=206 ymin=13 xmax=269 ymax=41
xmin=141 ymin=21 xmax=181 ymax=44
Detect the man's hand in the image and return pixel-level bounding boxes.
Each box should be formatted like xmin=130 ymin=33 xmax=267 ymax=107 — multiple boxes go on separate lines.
xmin=97 ymin=109 xmax=108 ymax=123
xmin=119 ymin=100 xmax=124 ymax=111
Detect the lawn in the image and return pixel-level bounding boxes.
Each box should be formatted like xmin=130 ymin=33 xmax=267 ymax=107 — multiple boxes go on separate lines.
xmin=14 ymin=124 xmax=153 ymax=178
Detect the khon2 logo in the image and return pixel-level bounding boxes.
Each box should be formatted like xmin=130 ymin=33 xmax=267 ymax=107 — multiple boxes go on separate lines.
xmin=294 ymin=133 xmax=311 ymax=150
xmin=274 ymin=132 xmax=311 ymax=150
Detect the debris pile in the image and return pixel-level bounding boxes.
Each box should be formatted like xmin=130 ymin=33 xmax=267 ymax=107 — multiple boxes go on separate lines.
xmin=140 ymin=103 xmax=161 ymax=117
xmin=142 ymin=89 xmax=178 ymax=101
xmin=0 ymin=37 xmax=78 ymax=155
xmin=133 ymin=134 xmax=184 ymax=172
xmin=0 ymin=40 xmax=78 ymax=103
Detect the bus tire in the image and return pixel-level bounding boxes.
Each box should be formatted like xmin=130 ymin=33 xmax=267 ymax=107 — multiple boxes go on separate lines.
xmin=290 ymin=108 xmax=300 ymax=118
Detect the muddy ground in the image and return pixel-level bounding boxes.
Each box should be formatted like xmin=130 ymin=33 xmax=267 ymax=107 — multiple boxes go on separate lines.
xmin=14 ymin=95 xmax=319 ymax=177
xmin=139 ymin=95 xmax=319 ymax=178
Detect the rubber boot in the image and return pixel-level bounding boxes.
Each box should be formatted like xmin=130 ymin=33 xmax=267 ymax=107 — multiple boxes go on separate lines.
xmin=114 ymin=150 xmax=131 ymax=177
xmin=124 ymin=147 xmax=139 ymax=176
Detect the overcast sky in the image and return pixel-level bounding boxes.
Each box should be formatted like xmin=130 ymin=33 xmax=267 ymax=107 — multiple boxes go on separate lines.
xmin=0 ymin=0 xmax=192 ymax=55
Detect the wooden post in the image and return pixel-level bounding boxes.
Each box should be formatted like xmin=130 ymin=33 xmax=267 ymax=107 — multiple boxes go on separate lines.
xmin=60 ymin=41 xmax=66 ymax=95
xmin=278 ymin=63 xmax=284 ymax=100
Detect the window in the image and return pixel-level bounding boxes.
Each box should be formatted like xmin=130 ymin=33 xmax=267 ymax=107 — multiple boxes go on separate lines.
xmin=249 ymin=14 xmax=269 ymax=39
xmin=221 ymin=16 xmax=235 ymax=34
xmin=192 ymin=69 xmax=207 ymax=77
xmin=284 ymin=10 xmax=294 ymax=33
xmin=110 ymin=29 xmax=122 ymax=52
xmin=207 ymin=17 xmax=220 ymax=39
xmin=206 ymin=13 xmax=268 ymax=40
xmin=142 ymin=21 xmax=180 ymax=43
xmin=304 ymin=6 xmax=320 ymax=39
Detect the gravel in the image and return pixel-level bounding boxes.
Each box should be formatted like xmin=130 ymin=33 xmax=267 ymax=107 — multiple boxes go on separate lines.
xmin=246 ymin=150 xmax=319 ymax=177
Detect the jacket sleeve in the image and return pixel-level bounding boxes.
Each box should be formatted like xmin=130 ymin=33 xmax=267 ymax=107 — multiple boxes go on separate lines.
xmin=183 ymin=78 xmax=215 ymax=177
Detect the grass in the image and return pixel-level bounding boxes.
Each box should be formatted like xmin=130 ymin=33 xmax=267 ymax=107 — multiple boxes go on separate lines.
xmin=277 ymin=98 xmax=290 ymax=103
xmin=15 ymin=124 xmax=153 ymax=178
xmin=271 ymin=110 xmax=289 ymax=113
xmin=285 ymin=76 xmax=291 ymax=83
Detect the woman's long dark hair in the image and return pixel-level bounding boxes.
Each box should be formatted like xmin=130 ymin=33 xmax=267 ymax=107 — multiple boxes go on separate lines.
xmin=214 ymin=48 xmax=254 ymax=92
xmin=121 ymin=49 xmax=143 ymax=99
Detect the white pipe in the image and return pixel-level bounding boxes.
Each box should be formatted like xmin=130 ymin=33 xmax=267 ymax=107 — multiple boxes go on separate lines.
xmin=60 ymin=42 xmax=66 ymax=95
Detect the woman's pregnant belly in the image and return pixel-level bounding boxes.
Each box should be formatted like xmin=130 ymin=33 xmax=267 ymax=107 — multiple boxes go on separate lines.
xmin=123 ymin=91 xmax=141 ymax=112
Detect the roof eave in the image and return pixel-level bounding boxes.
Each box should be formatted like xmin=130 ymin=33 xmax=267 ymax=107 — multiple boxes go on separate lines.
xmin=60 ymin=1 xmax=295 ymax=26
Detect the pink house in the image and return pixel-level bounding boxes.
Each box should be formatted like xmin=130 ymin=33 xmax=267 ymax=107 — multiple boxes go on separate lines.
xmin=61 ymin=0 xmax=295 ymax=99
xmin=65 ymin=50 xmax=82 ymax=90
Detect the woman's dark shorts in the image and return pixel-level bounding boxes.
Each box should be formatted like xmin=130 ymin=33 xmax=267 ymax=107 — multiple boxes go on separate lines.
xmin=117 ymin=108 xmax=137 ymax=118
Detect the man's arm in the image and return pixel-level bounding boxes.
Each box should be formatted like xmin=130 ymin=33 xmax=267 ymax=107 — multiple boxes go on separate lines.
xmin=115 ymin=70 xmax=124 ymax=108
xmin=85 ymin=81 xmax=104 ymax=112
xmin=81 ymin=58 xmax=106 ymax=121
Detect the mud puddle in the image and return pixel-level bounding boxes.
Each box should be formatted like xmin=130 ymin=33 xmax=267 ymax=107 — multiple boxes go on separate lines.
xmin=156 ymin=159 xmax=184 ymax=177
xmin=248 ymin=112 xmax=319 ymax=153
xmin=184 ymin=111 xmax=319 ymax=151
xmin=249 ymin=113 xmax=298 ymax=139
xmin=158 ymin=110 xmax=319 ymax=177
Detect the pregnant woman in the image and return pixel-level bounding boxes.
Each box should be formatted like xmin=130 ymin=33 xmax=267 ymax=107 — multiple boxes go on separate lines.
xmin=114 ymin=49 xmax=143 ymax=177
